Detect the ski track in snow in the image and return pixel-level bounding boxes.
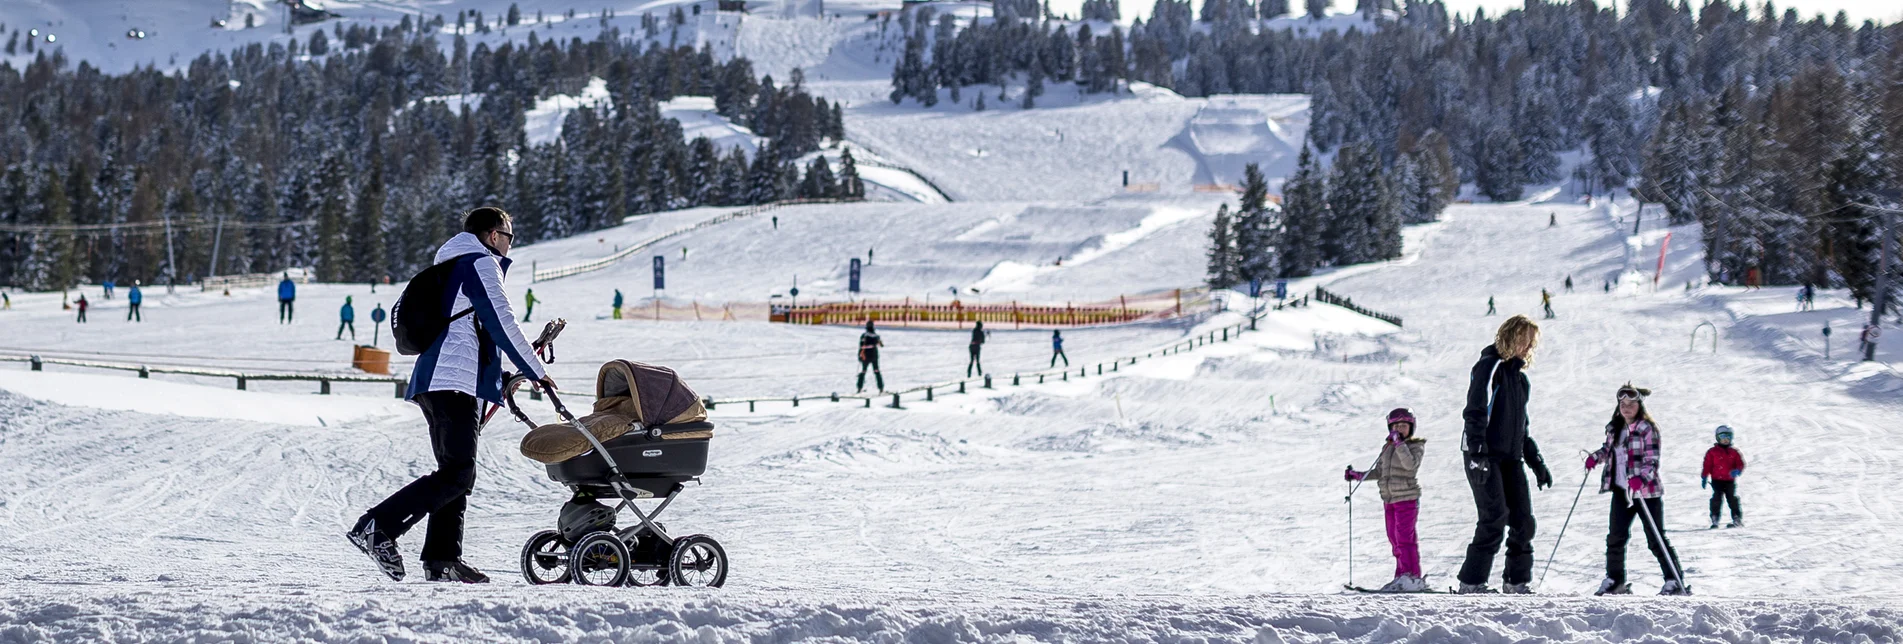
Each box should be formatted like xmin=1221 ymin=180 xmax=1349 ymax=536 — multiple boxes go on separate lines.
xmin=4 ymin=202 xmax=1903 ymax=641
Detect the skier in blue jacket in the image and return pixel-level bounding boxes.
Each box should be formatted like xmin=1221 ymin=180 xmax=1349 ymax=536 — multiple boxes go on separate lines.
xmin=278 ymin=274 xmax=296 ymax=323
xmin=337 ymin=296 xmax=356 ymax=341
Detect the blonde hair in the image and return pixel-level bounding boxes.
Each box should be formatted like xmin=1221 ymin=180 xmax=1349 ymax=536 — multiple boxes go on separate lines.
xmin=1494 ymin=315 xmax=1541 ymax=367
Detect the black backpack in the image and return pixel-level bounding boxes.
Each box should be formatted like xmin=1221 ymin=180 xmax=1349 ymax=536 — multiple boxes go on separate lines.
xmin=392 ymin=254 xmax=478 ymax=356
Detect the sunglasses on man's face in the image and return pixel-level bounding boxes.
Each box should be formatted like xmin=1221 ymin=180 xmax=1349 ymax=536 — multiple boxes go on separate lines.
xmin=493 ymin=230 xmax=515 ymax=242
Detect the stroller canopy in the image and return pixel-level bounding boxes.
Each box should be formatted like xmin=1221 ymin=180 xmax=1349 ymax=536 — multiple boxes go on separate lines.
xmin=520 ymin=360 xmax=709 ymax=464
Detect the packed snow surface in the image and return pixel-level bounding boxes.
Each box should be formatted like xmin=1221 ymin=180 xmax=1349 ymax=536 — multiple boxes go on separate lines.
xmin=4 ymin=200 xmax=1902 ymax=641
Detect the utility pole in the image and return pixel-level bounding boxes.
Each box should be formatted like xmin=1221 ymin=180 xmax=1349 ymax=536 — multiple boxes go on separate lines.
xmin=1866 ymin=208 xmax=1894 ymax=362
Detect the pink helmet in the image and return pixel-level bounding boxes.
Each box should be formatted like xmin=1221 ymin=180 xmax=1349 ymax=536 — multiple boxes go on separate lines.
xmin=1387 ymin=408 xmax=1416 ymax=427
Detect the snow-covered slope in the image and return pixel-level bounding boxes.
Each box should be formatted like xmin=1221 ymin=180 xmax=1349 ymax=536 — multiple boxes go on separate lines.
xmin=4 ymin=198 xmax=1902 ymax=641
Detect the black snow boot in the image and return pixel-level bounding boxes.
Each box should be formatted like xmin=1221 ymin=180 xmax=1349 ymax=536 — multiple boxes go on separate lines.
xmin=425 ymin=559 xmax=491 ymax=583
xmin=346 ymin=517 xmax=405 ymax=581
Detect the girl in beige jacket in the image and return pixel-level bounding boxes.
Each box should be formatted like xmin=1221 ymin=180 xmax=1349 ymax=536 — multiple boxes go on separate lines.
xmin=1346 ymin=408 xmax=1427 ymax=592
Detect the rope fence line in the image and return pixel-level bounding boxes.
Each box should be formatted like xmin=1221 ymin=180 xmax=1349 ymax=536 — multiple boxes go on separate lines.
xmin=531 ymin=198 xmax=845 ymax=283
xmin=0 ymin=354 xmax=408 ymax=398
xmin=699 ymin=314 xmax=1264 ymax=413
xmin=1313 ymin=286 xmax=1404 ymax=328
xmin=0 ymin=289 xmax=1405 ymax=410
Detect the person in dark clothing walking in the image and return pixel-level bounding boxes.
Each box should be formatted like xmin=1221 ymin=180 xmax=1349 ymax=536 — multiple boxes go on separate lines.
xmin=1456 ymin=315 xmax=1553 ymax=594
xmin=1585 ymin=384 xmax=1690 ymax=595
xmin=337 ymin=296 xmax=357 ymax=341
xmin=1486 ymin=296 xmax=1496 ymax=316
xmin=1050 ymin=329 xmax=1069 ymax=367
xmin=278 ymin=273 xmax=296 ymax=323
xmin=1564 ymin=276 xmax=1574 ymax=293
xmin=126 ymin=282 xmax=143 ymax=322
xmin=348 ymin=207 xmax=552 ymax=584
xmin=856 ymin=320 xmax=884 ymax=393
xmin=1701 ymin=425 xmax=1745 ymax=529
xmin=75 ymin=294 xmax=88 ymax=323
xmin=966 ymin=320 xmax=988 ymax=377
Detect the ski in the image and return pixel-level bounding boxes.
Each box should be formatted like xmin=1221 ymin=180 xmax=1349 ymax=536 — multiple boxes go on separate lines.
xmin=1343 ymin=584 xmax=1450 ymax=595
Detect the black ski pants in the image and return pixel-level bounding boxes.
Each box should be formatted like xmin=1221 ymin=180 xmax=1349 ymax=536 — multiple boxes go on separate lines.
xmin=1709 ymin=480 xmax=1742 ymax=522
xmin=1607 ymin=488 xmax=1683 ymax=585
xmin=126 ymin=303 xmax=141 ymax=321
xmin=1051 ymin=349 xmax=1068 ymax=367
xmin=280 ymin=299 xmax=294 ymax=323
xmin=337 ymin=320 xmax=356 ymax=340
xmin=1458 ymin=457 xmax=1537 ymax=586
xmin=366 ymin=390 xmax=481 ymax=562
xmin=967 ymin=345 xmax=983 ymax=377
xmin=857 ymin=357 xmax=883 ymax=392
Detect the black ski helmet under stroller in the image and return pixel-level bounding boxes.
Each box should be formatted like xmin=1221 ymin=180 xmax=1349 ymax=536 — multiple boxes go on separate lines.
xmin=500 ymin=358 xmax=726 ymax=588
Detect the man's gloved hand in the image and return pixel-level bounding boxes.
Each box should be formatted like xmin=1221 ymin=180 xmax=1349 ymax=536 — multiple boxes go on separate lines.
xmin=1533 ymin=463 xmax=1554 ymax=490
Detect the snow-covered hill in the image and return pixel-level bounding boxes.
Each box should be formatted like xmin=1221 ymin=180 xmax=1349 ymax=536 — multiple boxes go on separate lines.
xmin=4 ymin=192 xmax=1903 ymax=640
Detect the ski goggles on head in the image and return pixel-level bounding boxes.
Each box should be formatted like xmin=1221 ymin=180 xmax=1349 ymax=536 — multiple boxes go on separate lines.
xmin=1616 ymin=383 xmax=1650 ymax=401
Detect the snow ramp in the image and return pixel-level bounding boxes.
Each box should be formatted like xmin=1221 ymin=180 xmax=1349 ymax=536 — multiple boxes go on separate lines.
xmin=1179 ymin=94 xmax=1310 ymax=190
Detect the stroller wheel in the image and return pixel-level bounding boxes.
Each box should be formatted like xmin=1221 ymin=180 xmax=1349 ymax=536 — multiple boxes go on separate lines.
xmin=668 ymin=535 xmax=728 ymax=588
xmin=569 ymin=531 xmax=631 ymax=587
xmin=520 ymin=530 xmax=570 ymax=585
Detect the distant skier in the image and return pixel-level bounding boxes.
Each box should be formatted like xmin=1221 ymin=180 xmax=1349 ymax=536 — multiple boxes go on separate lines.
xmin=1584 ymin=384 xmax=1690 ymax=596
xmin=337 ymin=296 xmax=357 ymax=341
xmin=1861 ymin=323 xmax=1879 ymax=358
xmin=2 ymin=292 xmax=9 ymax=309
xmin=772 ymin=215 xmax=779 ymax=230
xmin=103 ymin=280 xmax=115 ymax=299
xmin=1701 ymin=425 xmax=1745 ymax=529
xmin=1548 ymin=212 xmax=1557 ymax=227
xmin=1540 ymin=289 xmax=1555 ymax=319
xmin=1564 ymin=275 xmax=1574 ymax=293
xmin=1050 ymin=329 xmax=1069 ymax=367
xmin=1456 ymin=315 xmax=1552 ymax=594
xmin=1799 ymin=284 xmax=1815 ymax=311
xmin=278 ymin=273 xmax=296 ymax=323
xmin=1343 ymin=408 xmax=1428 ymax=592
xmin=126 ymin=282 xmax=143 ymax=322
xmin=75 ymin=294 xmax=88 ymax=323
xmin=867 ymin=247 xmax=875 ymax=266
xmin=856 ymin=320 xmax=884 ymax=393
xmin=522 ymin=288 xmax=538 ymax=323
xmin=1604 ymin=280 xmax=1611 ymax=293
xmin=612 ymin=289 xmax=624 ymax=320
xmin=966 ymin=320 xmax=988 ymax=377
xmin=1486 ymin=296 xmax=1496 ymax=316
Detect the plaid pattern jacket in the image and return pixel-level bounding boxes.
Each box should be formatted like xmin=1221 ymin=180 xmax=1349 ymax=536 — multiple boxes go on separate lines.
xmin=1591 ymin=419 xmax=1662 ymax=499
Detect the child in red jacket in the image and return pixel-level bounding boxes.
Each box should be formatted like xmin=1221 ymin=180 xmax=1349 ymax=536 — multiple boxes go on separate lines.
xmin=1701 ymin=425 xmax=1746 ymax=529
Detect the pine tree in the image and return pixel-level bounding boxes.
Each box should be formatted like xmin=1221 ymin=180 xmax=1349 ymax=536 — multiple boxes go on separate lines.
xmin=351 ymin=146 xmax=387 ymax=282
xmin=1327 ymin=141 xmax=1384 ymax=264
xmin=1475 ymin=125 xmax=1525 ymax=202
xmin=1206 ymin=203 xmax=1240 ymax=288
xmin=1278 ymin=146 xmax=1327 ymax=276
xmin=801 ymin=156 xmax=838 ymax=198
xmin=315 ymin=155 xmax=352 ymax=282
xmin=838 ymin=148 xmax=866 ymax=200
xmin=1233 ymin=163 xmax=1279 ymax=282
xmin=29 ymin=168 xmax=77 ymax=290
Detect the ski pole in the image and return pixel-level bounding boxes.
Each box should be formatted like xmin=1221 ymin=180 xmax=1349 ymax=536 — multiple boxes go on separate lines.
xmin=1342 ymin=458 xmax=1378 ymax=588
xmin=1539 ymin=466 xmax=1592 ymax=588
xmin=1632 ymin=493 xmax=1689 ymax=591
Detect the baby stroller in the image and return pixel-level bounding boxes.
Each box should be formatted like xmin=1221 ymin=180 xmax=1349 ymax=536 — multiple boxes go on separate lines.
xmin=491 ymin=322 xmax=727 ymax=588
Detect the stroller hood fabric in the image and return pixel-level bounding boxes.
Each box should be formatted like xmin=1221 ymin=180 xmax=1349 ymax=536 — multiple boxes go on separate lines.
xmin=520 ymin=360 xmax=710 ymax=464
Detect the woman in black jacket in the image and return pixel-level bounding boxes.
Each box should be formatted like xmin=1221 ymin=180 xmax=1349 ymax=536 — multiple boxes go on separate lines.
xmin=1456 ymin=315 xmax=1554 ymax=594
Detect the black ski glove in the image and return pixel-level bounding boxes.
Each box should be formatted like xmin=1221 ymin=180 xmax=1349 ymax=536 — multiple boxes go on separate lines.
xmin=1532 ymin=462 xmax=1553 ymax=490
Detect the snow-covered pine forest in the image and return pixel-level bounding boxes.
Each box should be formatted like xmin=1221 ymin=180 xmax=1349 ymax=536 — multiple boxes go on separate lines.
xmin=892 ymin=0 xmax=1903 ymax=303
xmin=0 ymin=21 xmax=859 ymax=291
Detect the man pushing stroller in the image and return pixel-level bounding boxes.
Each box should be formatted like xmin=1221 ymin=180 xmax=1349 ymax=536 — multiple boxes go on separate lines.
xmin=347 ymin=207 xmax=555 ymax=583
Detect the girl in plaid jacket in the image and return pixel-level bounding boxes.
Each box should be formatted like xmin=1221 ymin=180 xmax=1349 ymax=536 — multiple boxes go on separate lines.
xmin=1584 ymin=383 xmax=1689 ymax=596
